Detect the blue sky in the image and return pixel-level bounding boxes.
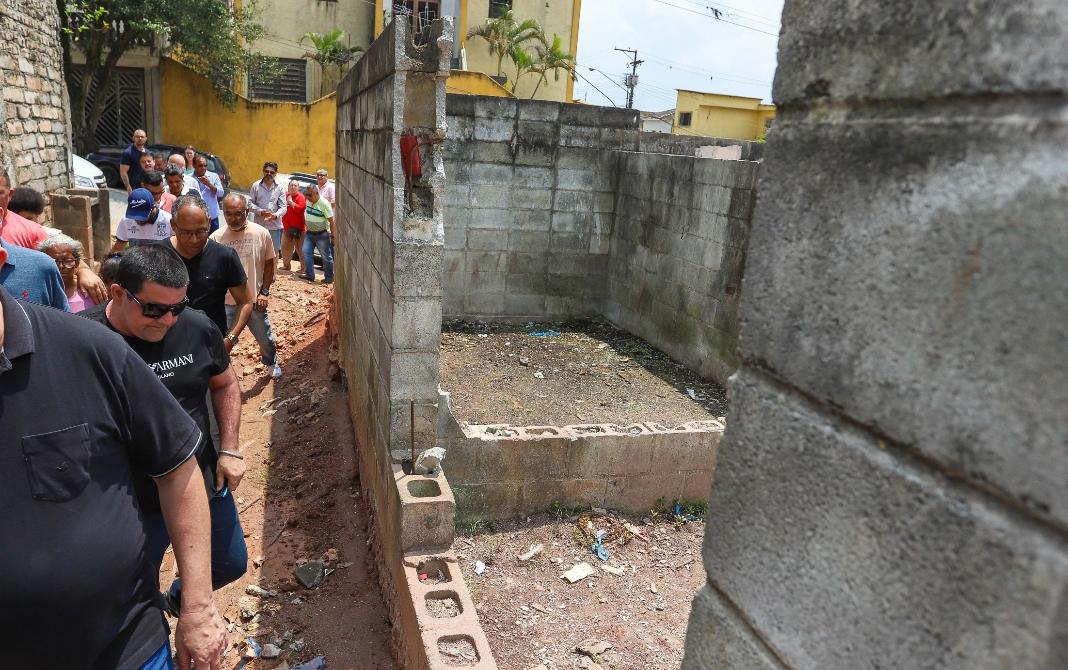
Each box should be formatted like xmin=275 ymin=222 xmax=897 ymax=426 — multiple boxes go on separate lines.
xmin=573 ymin=0 xmax=785 ymax=111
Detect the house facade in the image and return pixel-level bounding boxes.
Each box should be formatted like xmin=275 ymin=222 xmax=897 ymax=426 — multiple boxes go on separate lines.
xmin=673 ymin=89 xmax=775 ymax=140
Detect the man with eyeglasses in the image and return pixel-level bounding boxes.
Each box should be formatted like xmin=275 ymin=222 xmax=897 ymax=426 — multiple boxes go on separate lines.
xmin=192 ymin=155 xmax=224 ymax=234
xmin=3 ymin=248 xmax=226 ymax=669
xmin=315 ymin=168 xmax=335 ymax=208
xmin=81 ymin=244 xmax=248 ymax=626
xmin=168 ymin=195 xmax=252 ymax=348
xmin=249 ymin=161 xmax=285 ymax=255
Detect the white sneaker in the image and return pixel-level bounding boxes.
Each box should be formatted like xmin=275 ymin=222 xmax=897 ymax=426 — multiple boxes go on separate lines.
xmin=271 ymin=364 xmax=283 ymax=379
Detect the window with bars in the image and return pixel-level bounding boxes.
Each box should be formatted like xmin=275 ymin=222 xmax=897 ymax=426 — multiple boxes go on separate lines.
xmin=678 ymin=111 xmax=693 ymax=127
xmin=490 ymin=0 xmax=512 ymax=17
xmin=249 ymin=58 xmax=307 ymax=102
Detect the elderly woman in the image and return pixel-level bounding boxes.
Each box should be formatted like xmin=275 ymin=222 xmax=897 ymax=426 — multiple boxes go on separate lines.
xmin=38 ymin=233 xmax=98 ymax=313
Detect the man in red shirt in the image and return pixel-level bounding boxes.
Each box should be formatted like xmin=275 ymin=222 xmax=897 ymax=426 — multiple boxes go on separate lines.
xmin=0 ymin=169 xmax=108 ymax=302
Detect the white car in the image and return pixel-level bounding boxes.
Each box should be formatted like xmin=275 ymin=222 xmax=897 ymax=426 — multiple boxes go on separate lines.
xmin=72 ymin=154 xmax=107 ymax=189
xmin=276 ymin=171 xmax=335 ymax=193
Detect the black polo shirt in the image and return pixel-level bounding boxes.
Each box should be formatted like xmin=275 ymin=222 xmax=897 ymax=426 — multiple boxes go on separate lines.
xmin=178 ymin=240 xmax=246 ymax=334
xmin=0 ymin=290 xmax=201 ymax=669
xmin=81 ymin=303 xmax=229 ymax=509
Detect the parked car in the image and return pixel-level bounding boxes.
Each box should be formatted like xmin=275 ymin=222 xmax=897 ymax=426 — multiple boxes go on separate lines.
xmin=72 ymin=154 xmax=108 ymax=189
xmin=86 ymin=143 xmax=231 ymax=189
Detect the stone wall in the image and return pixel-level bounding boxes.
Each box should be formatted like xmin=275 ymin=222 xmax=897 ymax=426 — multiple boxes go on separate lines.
xmin=442 ymin=96 xmax=761 ymax=385
xmin=0 ymin=0 xmax=70 ymax=194
xmin=606 ymin=153 xmax=758 ymax=384
xmin=682 ymin=1 xmax=1068 ymax=668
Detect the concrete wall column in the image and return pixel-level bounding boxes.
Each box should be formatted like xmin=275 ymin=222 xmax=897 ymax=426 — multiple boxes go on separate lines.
xmin=683 ymin=1 xmax=1068 ymax=668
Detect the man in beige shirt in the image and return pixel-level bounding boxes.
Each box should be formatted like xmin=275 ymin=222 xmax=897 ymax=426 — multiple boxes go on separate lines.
xmin=209 ymin=193 xmax=281 ymax=379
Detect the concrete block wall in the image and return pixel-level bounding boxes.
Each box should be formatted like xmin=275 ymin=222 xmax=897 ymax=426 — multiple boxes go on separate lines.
xmin=438 ymin=392 xmax=721 ymax=521
xmin=0 ymin=0 xmax=71 ymax=195
xmin=683 ymin=1 xmax=1068 ymax=668
xmin=335 ymin=18 xmax=498 ymax=670
xmin=605 ymin=153 xmax=759 ymax=386
xmin=442 ymin=96 xmax=640 ymax=320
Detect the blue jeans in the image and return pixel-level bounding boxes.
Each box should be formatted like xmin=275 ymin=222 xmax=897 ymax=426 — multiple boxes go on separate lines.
xmin=208 ymin=217 xmax=219 ymax=234
xmin=226 ymin=304 xmax=277 ymax=365
xmin=303 ymin=231 xmax=333 ymax=282
xmin=138 ymin=642 xmax=174 ymax=670
xmin=269 ymin=227 xmax=283 ymax=253
xmin=143 ymin=489 xmax=248 ymax=611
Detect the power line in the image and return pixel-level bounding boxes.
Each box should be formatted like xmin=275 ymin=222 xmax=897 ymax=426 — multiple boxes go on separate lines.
xmin=566 ymin=64 xmax=619 ymax=107
xmin=614 ymin=47 xmax=643 ymax=108
xmin=643 ymin=55 xmax=772 ymax=85
xmin=676 ymin=0 xmax=781 ymax=28
xmin=649 ymin=0 xmax=780 ymax=37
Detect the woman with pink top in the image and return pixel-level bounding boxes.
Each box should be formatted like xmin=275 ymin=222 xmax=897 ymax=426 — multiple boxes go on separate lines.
xmin=38 ymin=233 xmax=98 ymax=313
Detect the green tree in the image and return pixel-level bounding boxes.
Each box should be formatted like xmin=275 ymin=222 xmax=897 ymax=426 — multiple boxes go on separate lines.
xmin=301 ymin=29 xmax=363 ymax=98
xmin=527 ymin=32 xmax=574 ymax=99
xmin=466 ymin=9 xmax=540 ymax=82
xmin=59 ymin=0 xmax=277 ymax=153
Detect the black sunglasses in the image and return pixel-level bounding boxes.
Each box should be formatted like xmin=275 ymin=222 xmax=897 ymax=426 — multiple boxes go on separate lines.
xmin=125 ymin=289 xmax=189 ymax=319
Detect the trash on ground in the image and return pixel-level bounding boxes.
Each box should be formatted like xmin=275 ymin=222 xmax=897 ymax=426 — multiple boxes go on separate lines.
xmin=294 ymin=560 xmax=327 ymax=589
xmin=414 ymin=446 xmax=446 ymax=475
xmin=244 ymin=637 xmax=262 ymax=658
xmin=291 ymin=657 xmax=327 ymax=670
xmin=474 ymin=560 xmax=487 ymax=576
xmin=591 ymin=529 xmax=611 ymax=562
xmin=518 ymin=543 xmax=545 ymax=562
xmin=686 ymin=388 xmax=697 ymax=400
xmin=649 ymin=582 xmax=658 ymax=594
xmin=560 ymin=562 xmax=597 ymax=583
xmin=600 ymin=564 xmax=625 ymax=576
xmin=533 ymin=371 xmax=545 ymax=379
xmin=528 ymin=330 xmax=561 ymax=337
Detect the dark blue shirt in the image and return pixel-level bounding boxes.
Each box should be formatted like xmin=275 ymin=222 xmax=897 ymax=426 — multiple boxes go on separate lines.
xmin=120 ymin=143 xmax=146 ymax=188
xmin=0 ymin=238 xmax=69 ymax=310
xmin=0 ymin=288 xmax=201 ymax=669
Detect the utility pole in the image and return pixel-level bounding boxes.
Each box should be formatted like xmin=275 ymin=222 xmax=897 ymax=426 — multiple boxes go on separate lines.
xmin=614 ymin=47 xmax=643 ymax=109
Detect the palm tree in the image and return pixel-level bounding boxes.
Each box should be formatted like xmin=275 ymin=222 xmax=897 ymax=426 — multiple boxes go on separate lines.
xmin=528 ymin=32 xmax=575 ymax=99
xmin=301 ymin=29 xmax=363 ymax=96
xmin=466 ymin=10 xmax=541 ymax=82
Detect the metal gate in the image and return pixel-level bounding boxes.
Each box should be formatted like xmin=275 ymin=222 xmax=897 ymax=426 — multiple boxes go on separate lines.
xmin=70 ymin=66 xmax=146 ymax=147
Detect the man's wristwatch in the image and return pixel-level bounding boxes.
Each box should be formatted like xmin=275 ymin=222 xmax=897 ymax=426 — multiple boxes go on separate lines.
xmin=259 ymin=287 xmax=270 ymax=297
xmin=225 ymin=333 xmax=238 ymax=345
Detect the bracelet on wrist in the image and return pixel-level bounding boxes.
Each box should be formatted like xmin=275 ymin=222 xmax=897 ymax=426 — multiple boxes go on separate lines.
xmin=219 ymin=450 xmax=244 ymax=460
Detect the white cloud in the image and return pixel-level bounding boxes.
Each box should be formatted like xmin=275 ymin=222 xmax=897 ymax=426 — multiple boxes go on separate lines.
xmin=573 ymin=0 xmax=785 ymax=111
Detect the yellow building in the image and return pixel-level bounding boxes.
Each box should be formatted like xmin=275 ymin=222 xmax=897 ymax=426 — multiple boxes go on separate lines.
xmin=246 ymin=0 xmax=375 ymax=102
xmin=374 ymin=0 xmax=581 ymax=102
xmin=673 ymin=89 xmax=775 ymax=140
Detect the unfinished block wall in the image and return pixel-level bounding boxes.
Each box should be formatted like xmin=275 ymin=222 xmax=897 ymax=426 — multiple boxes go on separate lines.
xmin=336 ymin=18 xmax=498 ymax=670
xmin=0 ymin=0 xmax=71 ymax=192
xmin=606 ymin=153 xmax=758 ymax=384
xmin=442 ymin=96 xmax=638 ymax=320
xmin=442 ymin=97 xmax=761 ymax=385
xmin=683 ymin=1 xmax=1068 ymax=668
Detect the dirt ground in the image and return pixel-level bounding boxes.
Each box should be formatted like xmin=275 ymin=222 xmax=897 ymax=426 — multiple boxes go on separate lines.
xmin=456 ymin=509 xmax=707 ymax=670
xmin=159 ymin=271 xmax=396 ymax=670
xmin=439 ymin=320 xmax=727 ymax=428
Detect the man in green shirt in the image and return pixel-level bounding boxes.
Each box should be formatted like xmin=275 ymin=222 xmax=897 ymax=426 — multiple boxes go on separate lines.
xmin=302 ymin=184 xmax=334 ymax=284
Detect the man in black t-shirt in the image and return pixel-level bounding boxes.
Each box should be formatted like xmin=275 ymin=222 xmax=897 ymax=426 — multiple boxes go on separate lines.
xmin=119 ymin=128 xmax=148 ymax=193
xmin=82 ymin=244 xmax=248 ymax=616
xmin=0 ymin=282 xmax=225 ymax=667
xmin=168 ymin=194 xmax=253 ymax=348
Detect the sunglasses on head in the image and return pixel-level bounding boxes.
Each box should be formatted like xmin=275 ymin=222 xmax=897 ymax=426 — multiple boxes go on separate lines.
xmin=125 ymin=289 xmax=189 ymax=319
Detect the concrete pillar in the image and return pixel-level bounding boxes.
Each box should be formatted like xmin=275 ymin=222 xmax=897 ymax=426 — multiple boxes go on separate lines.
xmin=683 ymin=1 xmax=1068 ymax=668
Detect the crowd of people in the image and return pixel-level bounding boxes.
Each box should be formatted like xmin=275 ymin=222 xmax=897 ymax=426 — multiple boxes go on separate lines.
xmin=0 ymin=127 xmax=337 ymax=669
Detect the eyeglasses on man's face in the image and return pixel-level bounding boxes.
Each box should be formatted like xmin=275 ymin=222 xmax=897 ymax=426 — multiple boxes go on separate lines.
xmin=174 ymin=227 xmax=210 ymax=239
xmin=124 ymin=289 xmax=189 ymax=319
